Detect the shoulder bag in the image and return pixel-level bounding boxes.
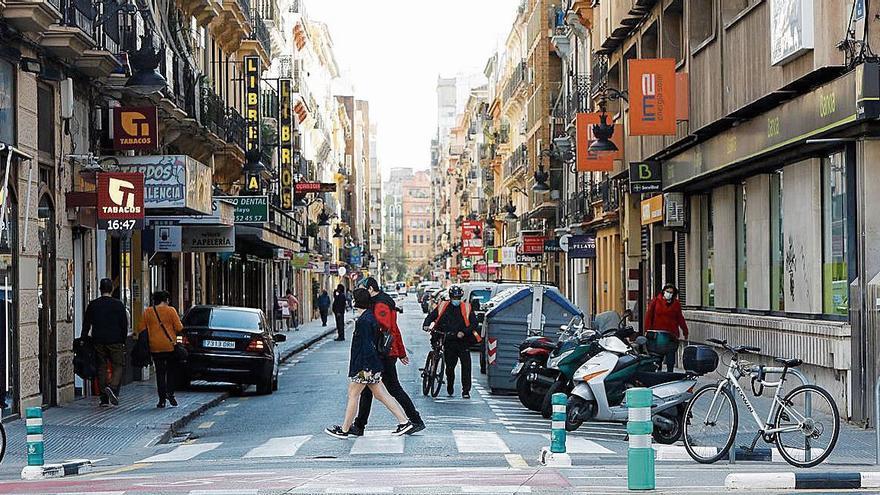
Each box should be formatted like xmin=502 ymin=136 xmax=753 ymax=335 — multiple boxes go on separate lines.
xmin=153 ymin=306 xmax=188 ymax=362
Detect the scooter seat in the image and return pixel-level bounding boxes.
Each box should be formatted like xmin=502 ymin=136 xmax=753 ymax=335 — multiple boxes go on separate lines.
xmin=633 ymin=371 xmax=690 ymax=387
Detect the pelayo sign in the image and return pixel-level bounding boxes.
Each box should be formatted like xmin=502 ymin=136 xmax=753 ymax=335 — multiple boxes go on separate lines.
xmin=182 ymin=227 xmax=235 ymax=252
xmin=568 ymin=234 xmax=596 ymax=259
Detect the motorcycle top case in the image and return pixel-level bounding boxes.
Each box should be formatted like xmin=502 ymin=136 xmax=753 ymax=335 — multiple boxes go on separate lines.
xmin=682 ymin=345 xmax=719 ymax=375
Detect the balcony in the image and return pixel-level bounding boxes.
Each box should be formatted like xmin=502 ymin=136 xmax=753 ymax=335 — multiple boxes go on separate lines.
xmin=240 ymin=9 xmax=272 ymax=62
xmin=565 ymin=193 xmax=593 ymax=227
xmin=178 ymin=0 xmax=222 ymax=27
xmin=2 ymin=0 xmax=62 ymax=33
xmin=226 ymin=108 xmax=247 ymax=152
xmin=40 ymin=0 xmax=97 ymax=59
xmin=502 ymin=61 xmax=528 ymax=103
xmin=75 ymin=0 xmax=125 ymax=77
xmin=503 ymin=144 xmax=528 ymax=179
xmin=566 ymin=74 xmax=591 ymax=122
xmin=215 ymin=0 xmax=252 ymax=52
xmin=160 ymin=55 xmax=198 ymax=120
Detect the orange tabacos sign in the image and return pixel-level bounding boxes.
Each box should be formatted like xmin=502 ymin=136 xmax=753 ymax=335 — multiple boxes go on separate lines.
xmin=575 ymin=113 xmax=623 ymax=172
xmin=628 ymin=58 xmax=677 ymax=136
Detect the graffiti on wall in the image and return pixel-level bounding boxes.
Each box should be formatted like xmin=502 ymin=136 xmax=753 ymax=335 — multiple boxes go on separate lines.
xmin=785 ymin=235 xmax=810 ymax=306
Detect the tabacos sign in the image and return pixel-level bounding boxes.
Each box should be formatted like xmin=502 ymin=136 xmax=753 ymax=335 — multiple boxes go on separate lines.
xmin=628 ymin=58 xmax=677 ymax=136
xmin=96 ymin=172 xmax=145 ymax=230
xmin=113 ymin=106 xmax=158 ymax=150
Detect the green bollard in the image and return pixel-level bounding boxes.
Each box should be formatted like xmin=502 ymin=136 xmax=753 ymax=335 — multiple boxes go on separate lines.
xmin=626 ymin=388 xmax=655 ymax=490
xmin=25 ymin=407 xmax=44 ymax=467
xmin=550 ymin=393 xmax=567 ymax=453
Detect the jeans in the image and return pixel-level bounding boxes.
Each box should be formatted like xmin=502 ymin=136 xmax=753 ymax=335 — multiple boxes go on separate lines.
xmin=153 ymin=352 xmax=177 ymax=400
xmin=354 ymin=356 xmax=422 ymax=428
xmin=319 ymin=309 xmax=329 ymax=326
xmin=444 ymin=343 xmax=472 ymax=395
xmin=335 ymin=312 xmax=345 ymax=339
xmin=95 ymin=343 xmax=125 ymax=399
xmin=664 ymin=347 xmax=677 ymax=372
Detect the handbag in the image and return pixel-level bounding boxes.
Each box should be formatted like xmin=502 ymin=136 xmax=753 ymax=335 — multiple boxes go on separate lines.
xmin=131 ymin=330 xmax=152 ymax=368
xmin=153 ymin=306 xmax=188 ymax=362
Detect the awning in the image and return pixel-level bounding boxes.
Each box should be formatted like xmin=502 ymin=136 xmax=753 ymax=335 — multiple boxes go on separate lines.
xmin=236 ymin=225 xmax=299 ymax=253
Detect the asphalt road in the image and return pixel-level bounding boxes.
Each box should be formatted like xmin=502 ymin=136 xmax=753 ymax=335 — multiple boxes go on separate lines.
xmin=0 ymin=296 xmax=874 ymax=494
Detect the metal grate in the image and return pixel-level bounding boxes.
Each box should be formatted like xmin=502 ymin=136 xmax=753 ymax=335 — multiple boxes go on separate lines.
xmin=677 ymin=231 xmax=686 ymax=302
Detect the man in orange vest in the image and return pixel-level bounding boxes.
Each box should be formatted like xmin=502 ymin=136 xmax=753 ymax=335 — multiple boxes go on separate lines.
xmin=423 ymin=285 xmax=477 ymax=398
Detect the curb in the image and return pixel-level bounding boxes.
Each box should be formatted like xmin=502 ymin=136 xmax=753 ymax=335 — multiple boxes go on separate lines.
xmin=725 ymin=472 xmax=880 ymax=490
xmin=21 ymin=459 xmax=92 ymax=480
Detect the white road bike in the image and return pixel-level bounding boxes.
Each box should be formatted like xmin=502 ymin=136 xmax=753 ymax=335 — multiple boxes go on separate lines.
xmin=682 ymin=338 xmax=839 ymax=468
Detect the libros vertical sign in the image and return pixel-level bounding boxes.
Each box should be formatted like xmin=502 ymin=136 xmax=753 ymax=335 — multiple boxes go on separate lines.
xmin=278 ymin=78 xmax=294 ymax=210
xmin=244 ymin=56 xmax=262 ymax=193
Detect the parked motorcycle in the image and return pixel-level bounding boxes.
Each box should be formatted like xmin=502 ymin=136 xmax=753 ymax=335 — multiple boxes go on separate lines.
xmin=510 ymin=334 xmax=557 ymax=411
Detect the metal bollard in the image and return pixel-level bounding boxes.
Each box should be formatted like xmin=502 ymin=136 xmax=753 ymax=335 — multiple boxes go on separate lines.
xmin=551 ymin=393 xmax=567 ymax=453
xmin=26 ymin=407 xmax=44 ymax=467
xmin=626 ymin=388 xmax=655 ymax=491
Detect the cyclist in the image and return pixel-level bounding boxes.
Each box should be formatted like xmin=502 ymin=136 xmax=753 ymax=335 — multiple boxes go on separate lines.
xmin=423 ymin=285 xmax=478 ymax=399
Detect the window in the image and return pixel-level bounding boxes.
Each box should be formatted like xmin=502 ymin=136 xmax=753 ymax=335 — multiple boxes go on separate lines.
xmin=822 ymin=152 xmax=849 ymax=315
xmin=722 ymin=0 xmax=760 ymax=25
xmin=688 ymin=0 xmax=715 ymax=49
xmin=701 ymin=194 xmax=715 ymax=307
xmin=736 ymin=183 xmax=747 ymax=308
xmin=770 ymin=170 xmax=785 ymax=311
xmin=37 ymin=84 xmax=54 ymax=157
xmin=662 ymin=0 xmax=684 ymax=63
xmin=642 ymin=20 xmax=659 ymax=58
xmin=0 ymin=60 xmax=14 ymax=145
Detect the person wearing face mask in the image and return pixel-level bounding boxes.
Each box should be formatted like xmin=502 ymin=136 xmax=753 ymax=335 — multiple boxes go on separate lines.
xmin=644 ymin=283 xmax=689 ymax=372
xmin=423 ymin=285 xmax=478 ymax=398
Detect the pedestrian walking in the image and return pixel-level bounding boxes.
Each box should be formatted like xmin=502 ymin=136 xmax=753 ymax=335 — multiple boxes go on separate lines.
xmin=333 ymin=284 xmax=348 ymax=341
xmin=81 ymin=278 xmax=128 ymax=407
xmin=644 ymin=283 xmax=689 ymax=372
xmin=325 ymin=288 xmax=416 ymax=439
xmin=317 ymin=289 xmax=332 ymax=326
xmin=137 ymin=291 xmax=185 ymax=408
xmin=423 ymin=285 xmax=477 ymax=399
xmin=350 ymin=277 xmax=424 ymax=436
xmin=286 ymin=289 xmax=300 ymax=331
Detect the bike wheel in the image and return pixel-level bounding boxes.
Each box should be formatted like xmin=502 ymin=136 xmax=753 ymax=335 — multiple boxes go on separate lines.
xmin=0 ymin=424 xmax=5 ymax=464
xmin=773 ymin=384 xmax=839 ymax=468
xmin=431 ymin=352 xmax=445 ymax=398
xmin=422 ymin=352 xmax=434 ymax=396
xmin=683 ymin=384 xmax=738 ymax=464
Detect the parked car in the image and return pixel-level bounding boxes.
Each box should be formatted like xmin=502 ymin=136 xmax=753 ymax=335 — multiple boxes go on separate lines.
xmin=417 ymin=281 xmax=442 ymax=301
xmin=179 ymin=305 xmax=286 ymax=395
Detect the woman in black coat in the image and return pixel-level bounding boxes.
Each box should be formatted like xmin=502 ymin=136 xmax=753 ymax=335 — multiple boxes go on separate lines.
xmin=332 ymin=284 xmax=348 ymax=341
xmin=325 ymin=288 xmax=414 ymax=438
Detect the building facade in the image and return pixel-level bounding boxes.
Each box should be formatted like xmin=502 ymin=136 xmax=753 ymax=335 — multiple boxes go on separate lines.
xmin=402 ymin=170 xmax=432 ymax=274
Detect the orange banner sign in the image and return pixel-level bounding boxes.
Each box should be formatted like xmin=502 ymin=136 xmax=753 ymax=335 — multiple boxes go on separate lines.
xmin=628 ymin=58 xmax=677 ymax=136
xmin=575 ymin=113 xmax=624 ymax=172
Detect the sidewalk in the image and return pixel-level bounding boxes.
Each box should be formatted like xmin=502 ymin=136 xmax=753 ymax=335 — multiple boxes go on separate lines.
xmin=0 ymin=316 xmax=348 ymax=472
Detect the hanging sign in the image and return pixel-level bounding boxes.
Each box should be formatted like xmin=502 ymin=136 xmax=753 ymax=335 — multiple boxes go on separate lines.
xmin=516 ymin=253 xmax=543 ymax=264
xmin=244 ymin=56 xmax=261 ymax=157
xmin=501 ymin=246 xmax=517 ymax=265
xmin=461 ymin=220 xmax=484 ymax=256
xmin=154 ymin=225 xmax=182 ymax=252
xmin=641 ymin=195 xmax=664 ymax=225
xmin=544 ymin=238 xmax=562 ymax=253
xmin=113 ymin=106 xmax=158 ymax=150
xmin=628 ymin=58 xmax=677 ymax=136
xmin=520 ymin=235 xmax=546 ymax=255
xmin=486 ymin=248 xmax=502 ymax=267
xmin=575 ymin=113 xmax=624 ymax=172
xmin=96 ymin=172 xmax=145 ymax=230
xmin=770 ymin=0 xmax=815 ymax=66
xmin=279 ymin=78 xmax=294 ymax=210
xmin=294 ymin=182 xmax=337 ymax=193
xmin=568 ymin=235 xmax=596 ymax=259
xmin=629 ymin=161 xmax=663 ymax=193
xmin=182 ymin=226 xmax=235 ymax=252
xmin=225 ymin=196 xmax=269 ymax=223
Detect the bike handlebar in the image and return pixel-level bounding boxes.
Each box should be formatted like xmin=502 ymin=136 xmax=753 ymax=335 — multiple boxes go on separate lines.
xmin=706 ymin=338 xmax=761 ymax=355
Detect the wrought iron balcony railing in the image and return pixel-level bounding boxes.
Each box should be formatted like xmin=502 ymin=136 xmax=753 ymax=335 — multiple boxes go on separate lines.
xmin=226 ymin=108 xmax=247 ymax=151
xmin=62 ymin=0 xmax=96 ymax=37
xmin=200 ymin=86 xmax=226 ymax=137
xmin=503 ymin=143 xmax=527 ymax=178
xmin=567 ymin=74 xmax=591 ymax=121
xmin=250 ymin=10 xmax=273 ymax=59
xmin=503 ymin=61 xmax=528 ymax=102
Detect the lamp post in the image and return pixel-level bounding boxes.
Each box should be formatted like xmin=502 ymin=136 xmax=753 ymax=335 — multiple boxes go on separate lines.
xmin=588 ymin=88 xmax=629 ymax=153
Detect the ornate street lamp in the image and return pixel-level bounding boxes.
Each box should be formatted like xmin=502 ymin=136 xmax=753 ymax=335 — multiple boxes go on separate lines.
xmin=125 ymin=35 xmax=167 ymax=95
xmin=588 ymin=87 xmax=629 ymax=153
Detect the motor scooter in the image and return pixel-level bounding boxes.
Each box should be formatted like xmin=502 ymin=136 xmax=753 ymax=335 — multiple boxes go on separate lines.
xmin=510 ymin=334 xmax=557 ymax=411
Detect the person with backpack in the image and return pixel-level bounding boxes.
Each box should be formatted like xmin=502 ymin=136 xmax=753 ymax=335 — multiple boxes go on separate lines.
xmin=81 ymin=278 xmax=128 ymax=407
xmin=136 ymin=291 xmax=184 ymax=408
xmin=422 ymin=285 xmax=478 ymax=399
xmin=349 ymin=277 xmax=424 ymax=436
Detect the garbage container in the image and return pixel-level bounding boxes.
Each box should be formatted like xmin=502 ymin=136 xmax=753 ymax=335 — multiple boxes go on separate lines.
xmin=484 ymin=285 xmax=582 ymax=393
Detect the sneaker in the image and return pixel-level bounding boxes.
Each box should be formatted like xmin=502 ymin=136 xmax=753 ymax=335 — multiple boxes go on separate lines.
xmin=447 ymin=390 xmax=454 ymax=398
xmin=99 ymin=400 xmax=110 ymax=408
xmin=392 ymin=422 xmax=415 ymax=436
xmin=408 ymin=422 xmax=426 ymax=434
xmin=348 ymin=424 xmax=364 ymax=437
xmin=105 ymin=387 xmax=119 ymax=406
xmin=168 ymin=395 xmax=178 ymax=408
xmin=462 ymin=392 xmax=471 ymax=399
xmin=324 ymin=425 xmax=350 ymax=439
xmin=156 ymin=400 xmax=166 ymax=409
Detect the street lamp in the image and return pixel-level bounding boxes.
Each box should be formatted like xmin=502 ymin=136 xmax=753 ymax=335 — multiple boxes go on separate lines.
xmin=333 ymin=224 xmax=344 ymax=238
xmin=588 ymin=87 xmax=628 ymax=153
xmin=532 ymin=165 xmax=550 ymax=193
xmin=125 ymin=35 xmax=167 ymax=95
xmin=504 ymin=200 xmax=518 ymax=221
xmin=317 ymin=210 xmax=331 ymax=227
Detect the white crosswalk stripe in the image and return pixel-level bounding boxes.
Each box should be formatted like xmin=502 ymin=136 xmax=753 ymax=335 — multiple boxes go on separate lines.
xmin=139 ymin=442 xmax=222 ymax=462
xmin=452 ymin=430 xmax=510 ymax=453
xmin=350 ymin=431 xmax=406 ymax=454
xmin=244 ymin=435 xmax=312 ymax=458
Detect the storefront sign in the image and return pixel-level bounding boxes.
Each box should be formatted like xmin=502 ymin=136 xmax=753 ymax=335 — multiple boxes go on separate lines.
xmin=155 ymin=225 xmax=182 ymax=251
xmin=575 ymin=113 xmax=624 ymax=172
xmin=520 ymin=235 xmax=546 ymax=255
xmin=275 ymin=248 xmax=292 ymax=260
xmin=629 ymin=161 xmax=662 ymax=193
xmin=244 ymin=56 xmax=261 ymax=156
xmin=501 ymin=246 xmax=517 ymax=265
xmin=113 ymin=106 xmax=158 ymax=150
xmin=226 ymin=196 xmax=269 ymax=223
xmin=96 ymin=172 xmax=145 ymax=230
xmin=291 ymin=252 xmax=309 ymax=269
xmin=279 ymin=78 xmax=295 ymax=211
xmin=664 ymin=192 xmax=687 ymax=229
xmin=294 ymin=182 xmax=337 ymax=193
xmin=461 ymin=258 xmax=473 ymax=270
xmin=182 ymin=226 xmax=234 ymax=252
xmin=543 ymin=238 xmax=562 ymax=253
xmin=349 ymin=246 xmax=362 ymax=266
xmin=486 ymin=248 xmax=502 ymax=267
xmin=628 ymin=59 xmax=677 ymax=136
xmin=568 ymin=235 xmax=596 ymax=259
xmin=516 ymin=253 xmax=543 ymax=264
xmin=770 ymin=0 xmax=814 ymax=66
xmin=461 ymin=220 xmax=484 ymax=256
xmin=115 ymin=155 xmax=212 ymax=214
xmin=641 ymin=195 xmax=664 ymax=225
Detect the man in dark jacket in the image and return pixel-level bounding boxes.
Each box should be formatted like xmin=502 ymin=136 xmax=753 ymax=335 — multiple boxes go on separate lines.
xmin=644 ymin=283 xmax=689 ymax=372
xmin=332 ymin=284 xmax=348 ymax=341
xmin=317 ymin=289 xmax=332 ymax=326
xmin=82 ymin=278 xmax=128 ymax=407
xmin=423 ymin=285 xmax=476 ymax=398
xmin=349 ymin=278 xmax=425 ymax=436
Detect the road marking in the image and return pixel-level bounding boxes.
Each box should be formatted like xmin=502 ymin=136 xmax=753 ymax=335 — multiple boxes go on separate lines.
xmin=537 ymin=434 xmax=615 ymax=454
xmin=452 ymin=430 xmax=510 ymax=453
xmin=198 ymin=421 xmax=215 ymax=429
xmin=190 ymin=491 xmax=259 ymax=495
xmin=505 ymin=453 xmax=529 ymax=468
xmin=325 ymin=488 xmax=392 ymax=494
xmin=244 ymin=435 xmax=312 ymax=458
xmin=461 ymin=486 xmax=531 ymax=493
xmin=138 ymin=442 xmax=222 ymax=462
xmin=62 ymin=492 xmax=125 ymax=495
xmin=86 ymin=463 xmax=147 ymax=478
xmin=350 ymin=431 xmax=405 ymax=454
xmin=225 ymin=403 xmax=240 ymax=408
xmin=213 ymin=411 xmax=227 ymax=416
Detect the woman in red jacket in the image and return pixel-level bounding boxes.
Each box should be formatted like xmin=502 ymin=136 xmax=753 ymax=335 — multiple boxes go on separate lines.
xmin=644 ymin=284 xmax=689 ymax=372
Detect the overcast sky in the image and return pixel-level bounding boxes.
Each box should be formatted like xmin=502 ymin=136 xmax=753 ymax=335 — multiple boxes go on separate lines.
xmin=305 ymin=0 xmax=520 ymax=180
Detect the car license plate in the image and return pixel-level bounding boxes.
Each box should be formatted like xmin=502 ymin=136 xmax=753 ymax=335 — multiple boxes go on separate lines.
xmin=511 ymin=362 xmax=524 ymax=375
xmin=203 ymin=339 xmax=235 ymax=349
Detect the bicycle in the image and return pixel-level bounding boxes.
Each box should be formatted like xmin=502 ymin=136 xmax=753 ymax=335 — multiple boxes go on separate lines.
xmin=421 ymin=330 xmax=445 ymax=398
xmin=682 ymin=338 xmax=839 ymax=468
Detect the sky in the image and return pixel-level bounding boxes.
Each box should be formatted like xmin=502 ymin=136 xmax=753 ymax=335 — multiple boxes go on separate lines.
xmin=305 ymin=0 xmax=520 ymax=180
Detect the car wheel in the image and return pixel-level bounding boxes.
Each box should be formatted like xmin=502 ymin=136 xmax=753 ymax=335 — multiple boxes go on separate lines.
xmin=256 ymin=371 xmax=273 ymax=395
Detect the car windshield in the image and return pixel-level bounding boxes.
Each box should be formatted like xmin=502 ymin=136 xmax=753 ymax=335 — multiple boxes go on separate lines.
xmin=184 ymin=307 xmax=263 ymax=332
xmin=470 ymin=289 xmax=492 ymax=304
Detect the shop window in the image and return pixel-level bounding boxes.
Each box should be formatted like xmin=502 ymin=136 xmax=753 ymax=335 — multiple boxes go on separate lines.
xmin=701 ymin=194 xmax=714 ymax=307
xmin=770 ymin=170 xmax=785 ymax=311
xmin=822 ymin=152 xmax=848 ymax=315
xmin=736 ymin=183 xmax=747 ymax=308
xmin=662 ymin=0 xmax=684 ymax=64
xmin=688 ymin=0 xmax=716 ymax=50
xmin=0 ymin=60 xmax=14 ymax=145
